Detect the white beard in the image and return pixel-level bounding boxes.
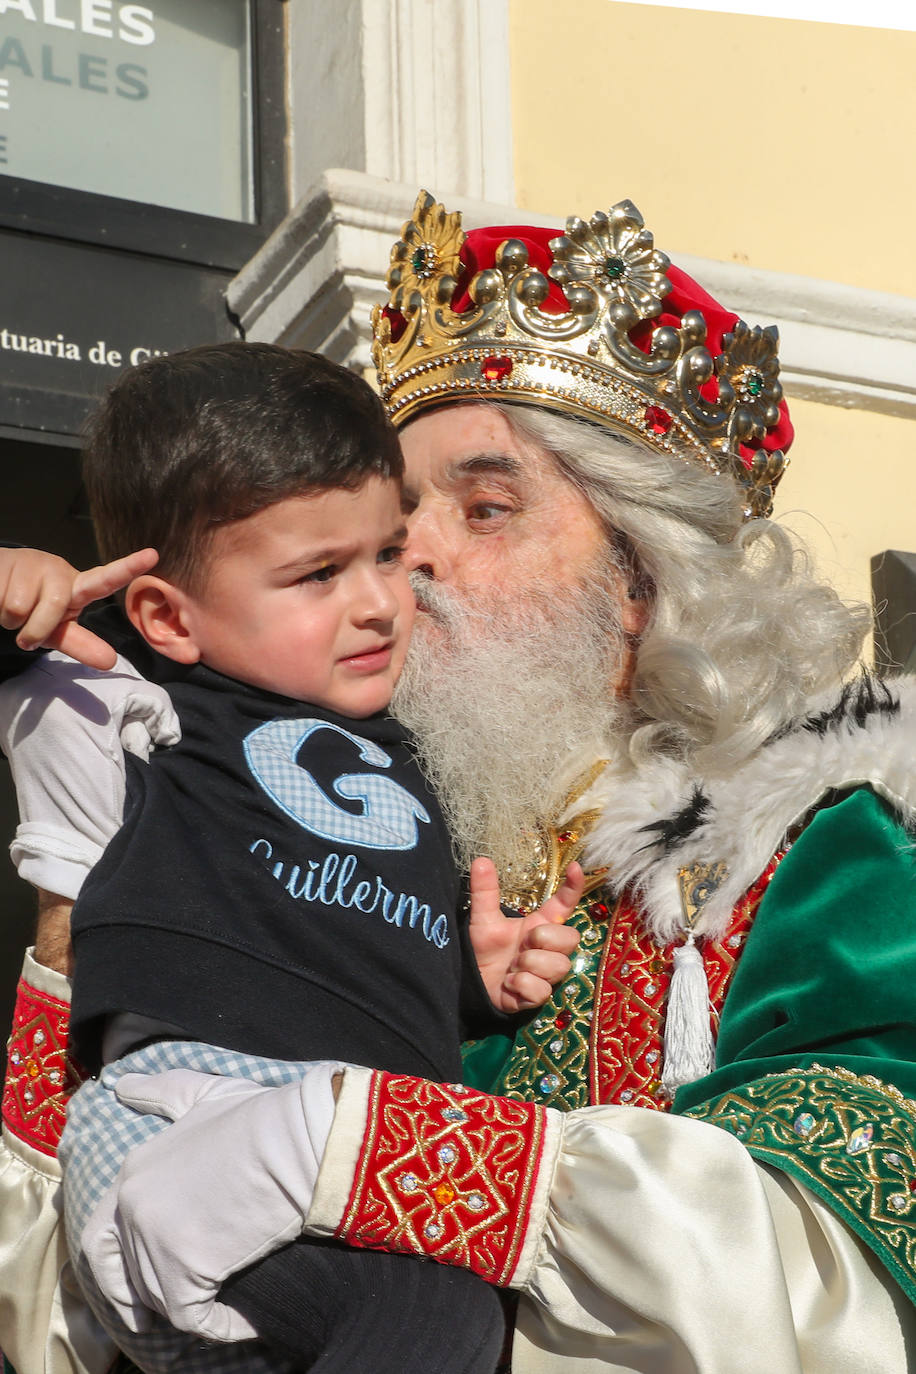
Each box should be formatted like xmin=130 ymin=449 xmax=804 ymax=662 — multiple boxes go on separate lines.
xmin=392 ymin=568 xmax=627 ymax=878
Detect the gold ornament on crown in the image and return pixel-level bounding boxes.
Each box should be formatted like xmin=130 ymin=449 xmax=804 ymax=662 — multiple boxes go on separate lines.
xmin=371 ymin=192 xmax=789 ymax=519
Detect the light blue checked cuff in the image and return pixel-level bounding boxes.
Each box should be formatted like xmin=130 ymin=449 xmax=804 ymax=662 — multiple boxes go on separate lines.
xmin=61 ymin=1040 xmax=321 ymax=1374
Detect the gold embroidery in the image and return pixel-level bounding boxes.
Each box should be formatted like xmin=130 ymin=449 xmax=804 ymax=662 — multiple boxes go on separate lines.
xmin=490 ymin=893 xmax=606 ymax=1111
xmin=339 ymin=1074 xmax=545 ymax=1285
xmin=683 ymin=1063 xmax=916 ymax=1304
xmin=481 ymin=845 xmax=782 ymax=1111
xmin=3 ymin=980 xmax=83 ymax=1155
xmin=588 ymin=876 xmax=768 ymax=1109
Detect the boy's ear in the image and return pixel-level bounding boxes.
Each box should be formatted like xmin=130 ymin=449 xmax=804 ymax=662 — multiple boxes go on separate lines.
xmin=125 ymin=576 xmax=202 ymax=665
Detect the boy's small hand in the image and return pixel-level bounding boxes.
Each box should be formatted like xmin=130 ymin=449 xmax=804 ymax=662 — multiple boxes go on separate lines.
xmin=0 ymin=546 xmax=158 ymax=669
xmin=469 ymin=857 xmax=584 ymax=1013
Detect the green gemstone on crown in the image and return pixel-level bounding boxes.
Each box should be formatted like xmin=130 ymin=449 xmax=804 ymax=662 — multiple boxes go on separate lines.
xmin=745 ymin=369 xmax=764 ymax=398
xmin=411 ymin=244 xmax=437 ymax=278
xmin=603 ymin=255 xmax=626 ymax=280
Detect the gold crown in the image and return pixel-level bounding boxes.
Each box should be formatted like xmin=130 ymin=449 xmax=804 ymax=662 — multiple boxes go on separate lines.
xmin=371 ymin=192 xmax=790 ymax=519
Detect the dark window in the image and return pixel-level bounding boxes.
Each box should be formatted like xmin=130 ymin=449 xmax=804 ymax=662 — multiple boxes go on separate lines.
xmin=0 ymin=0 xmax=288 ymax=1044
xmin=0 ymin=0 xmax=287 ymax=441
xmin=0 ymin=0 xmax=286 ymax=267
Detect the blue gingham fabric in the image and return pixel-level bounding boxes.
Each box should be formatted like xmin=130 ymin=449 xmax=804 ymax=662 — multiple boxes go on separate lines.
xmin=61 ymin=1040 xmax=321 ymax=1374
xmin=243 ymin=718 xmax=431 ymax=850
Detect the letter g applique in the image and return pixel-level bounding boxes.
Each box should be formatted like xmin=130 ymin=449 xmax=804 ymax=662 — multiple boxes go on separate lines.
xmin=243 ymin=719 xmax=430 ymax=851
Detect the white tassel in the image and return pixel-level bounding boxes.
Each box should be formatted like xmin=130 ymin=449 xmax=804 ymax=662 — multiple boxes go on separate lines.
xmin=661 ymin=935 xmax=715 ymax=1097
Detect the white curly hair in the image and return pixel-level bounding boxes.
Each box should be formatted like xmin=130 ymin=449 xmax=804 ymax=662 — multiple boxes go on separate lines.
xmin=492 ymin=402 xmax=871 ymax=776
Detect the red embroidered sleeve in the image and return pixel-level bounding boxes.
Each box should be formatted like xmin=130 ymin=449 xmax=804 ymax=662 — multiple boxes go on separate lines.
xmin=2 ymin=975 xmax=84 ymax=1156
xmin=336 ymin=1072 xmax=547 ymax=1285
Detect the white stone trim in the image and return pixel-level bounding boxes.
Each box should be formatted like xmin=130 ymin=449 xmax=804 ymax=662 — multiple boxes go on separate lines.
xmin=227 ymin=170 xmax=916 ymax=418
xmin=227 ymin=170 xmax=518 ymax=367
xmin=674 ymin=254 xmax=916 ymax=419
xmin=362 ymin=0 xmax=513 ymax=204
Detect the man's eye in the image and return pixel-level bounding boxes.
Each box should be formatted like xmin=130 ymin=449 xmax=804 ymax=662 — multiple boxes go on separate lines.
xmin=378 ymin=544 xmax=405 ymax=565
xmin=303 ymin=565 xmax=336 ymax=583
xmin=467 ymin=501 xmax=511 ymax=524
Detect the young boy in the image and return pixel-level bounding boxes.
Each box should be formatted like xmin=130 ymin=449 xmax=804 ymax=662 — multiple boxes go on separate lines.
xmin=4 ymin=344 xmax=582 ymax=1374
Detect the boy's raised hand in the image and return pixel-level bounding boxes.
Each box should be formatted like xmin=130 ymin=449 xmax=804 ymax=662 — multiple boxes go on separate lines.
xmin=469 ymin=857 xmax=585 ymax=1013
xmin=0 ymin=546 xmax=158 ymax=669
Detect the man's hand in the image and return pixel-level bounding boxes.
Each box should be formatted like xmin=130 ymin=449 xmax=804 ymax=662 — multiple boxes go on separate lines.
xmin=83 ymin=1063 xmax=339 ymax=1342
xmin=0 ymin=546 xmax=158 ymax=669
xmin=469 ymin=858 xmax=584 ymax=1013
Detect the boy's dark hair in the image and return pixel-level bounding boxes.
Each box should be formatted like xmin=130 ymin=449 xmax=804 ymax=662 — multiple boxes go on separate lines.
xmin=83 ymin=342 xmax=403 ymax=591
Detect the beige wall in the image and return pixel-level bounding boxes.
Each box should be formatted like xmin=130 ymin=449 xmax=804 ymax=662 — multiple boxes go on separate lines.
xmin=508 ymin=0 xmax=916 ymax=295
xmin=508 ymin=0 xmax=916 ymax=622
xmin=771 ymin=399 xmax=913 ymax=610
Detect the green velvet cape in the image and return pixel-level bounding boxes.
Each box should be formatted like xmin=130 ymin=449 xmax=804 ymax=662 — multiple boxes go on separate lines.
xmin=464 ymin=787 xmax=916 ymax=1302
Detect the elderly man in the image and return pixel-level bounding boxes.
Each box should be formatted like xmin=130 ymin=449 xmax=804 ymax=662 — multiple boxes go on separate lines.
xmin=1 ymin=192 xmax=915 ymax=1374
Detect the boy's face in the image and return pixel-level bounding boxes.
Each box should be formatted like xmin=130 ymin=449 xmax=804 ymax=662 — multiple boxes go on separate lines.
xmin=181 ymin=476 xmax=415 ymax=717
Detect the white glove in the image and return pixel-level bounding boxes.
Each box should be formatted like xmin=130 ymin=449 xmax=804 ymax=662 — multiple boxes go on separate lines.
xmin=0 ymin=650 xmax=179 ymax=898
xmin=82 ymin=1063 xmax=339 ymax=1343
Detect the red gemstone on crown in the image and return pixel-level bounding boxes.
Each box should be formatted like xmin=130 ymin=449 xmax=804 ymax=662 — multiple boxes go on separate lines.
xmin=554 ymin=1011 xmax=572 ymax=1029
xmin=644 ymin=405 xmax=672 ymax=435
xmin=589 ymin=901 xmax=610 ymax=921
xmin=482 ymin=355 xmax=513 ymax=382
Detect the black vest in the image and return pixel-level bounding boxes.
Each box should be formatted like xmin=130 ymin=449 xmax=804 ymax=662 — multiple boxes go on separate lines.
xmin=71 ymin=664 xmax=495 ymax=1077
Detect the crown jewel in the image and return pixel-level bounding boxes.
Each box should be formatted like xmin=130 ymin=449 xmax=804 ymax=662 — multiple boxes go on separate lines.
xmin=371 ymin=192 xmax=791 ymax=519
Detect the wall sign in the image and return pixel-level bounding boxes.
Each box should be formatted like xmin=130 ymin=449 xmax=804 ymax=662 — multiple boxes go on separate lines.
xmin=0 ymin=227 xmax=237 ymax=438
xmin=0 ymin=0 xmax=253 ymax=220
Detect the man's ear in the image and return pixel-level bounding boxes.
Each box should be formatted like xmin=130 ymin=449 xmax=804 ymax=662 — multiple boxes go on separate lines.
xmin=125 ymin=576 xmax=202 ymax=664
xmin=621 ymin=584 xmax=651 ymax=638
xmin=609 ymin=557 xmax=651 ymax=639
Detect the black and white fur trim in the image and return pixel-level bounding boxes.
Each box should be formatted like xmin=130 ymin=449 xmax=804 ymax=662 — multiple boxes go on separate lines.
xmin=578 ymin=676 xmax=916 ymax=946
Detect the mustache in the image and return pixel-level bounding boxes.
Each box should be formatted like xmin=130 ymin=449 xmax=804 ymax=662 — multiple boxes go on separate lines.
xmin=393 ymin=562 xmax=626 ymax=878
xmin=408 ymin=572 xmax=470 ymax=626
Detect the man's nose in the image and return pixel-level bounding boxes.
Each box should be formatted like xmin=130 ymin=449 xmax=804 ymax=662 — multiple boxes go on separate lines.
xmin=403 ymin=507 xmax=452 ymax=580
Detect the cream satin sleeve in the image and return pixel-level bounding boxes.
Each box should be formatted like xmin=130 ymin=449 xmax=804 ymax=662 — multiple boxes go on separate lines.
xmin=310 ymin=1070 xmax=916 ymax=1374
xmin=511 ymin=1104 xmax=915 ymax=1374
xmin=0 ymin=951 xmax=116 ymax=1374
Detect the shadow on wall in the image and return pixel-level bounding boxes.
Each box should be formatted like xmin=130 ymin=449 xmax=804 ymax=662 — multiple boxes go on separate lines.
xmin=872 ymin=551 xmax=916 ymax=676
xmin=0 ymin=433 xmax=100 ymax=1066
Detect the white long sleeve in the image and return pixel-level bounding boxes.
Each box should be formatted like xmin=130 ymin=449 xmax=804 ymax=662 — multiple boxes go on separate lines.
xmin=0 ymin=651 xmax=179 ymax=898
xmin=513 ymin=1103 xmax=915 ymax=1374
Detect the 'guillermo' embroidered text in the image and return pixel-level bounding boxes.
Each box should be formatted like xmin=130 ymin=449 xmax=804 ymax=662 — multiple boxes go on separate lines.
xmin=249 ymin=838 xmax=451 ymax=947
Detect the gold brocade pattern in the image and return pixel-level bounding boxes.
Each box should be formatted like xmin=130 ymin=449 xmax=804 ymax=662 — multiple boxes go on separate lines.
xmin=589 ymin=862 xmax=779 ymax=1109
xmin=489 ymin=856 xmax=782 ymax=1111
xmin=337 ymin=1073 xmax=546 ymax=1285
xmin=489 ymin=893 xmax=608 ymax=1111
xmin=3 ymin=977 xmax=84 ymax=1155
xmin=682 ymin=1063 xmax=916 ymax=1306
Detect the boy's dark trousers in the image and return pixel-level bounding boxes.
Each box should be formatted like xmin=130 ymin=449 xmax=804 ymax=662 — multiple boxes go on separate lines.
xmin=221 ymin=1235 xmax=505 ymax=1373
